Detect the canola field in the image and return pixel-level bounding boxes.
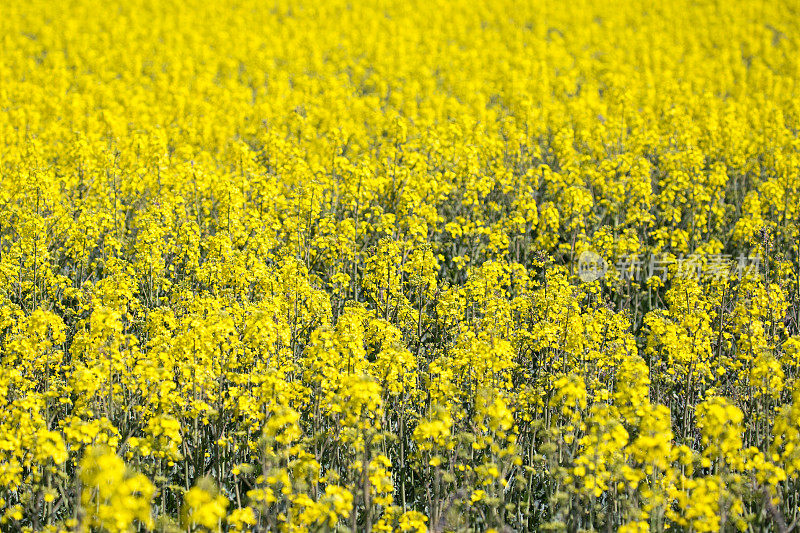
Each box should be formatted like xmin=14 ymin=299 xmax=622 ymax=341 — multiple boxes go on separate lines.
xmin=2 ymin=0 xmax=800 ymax=531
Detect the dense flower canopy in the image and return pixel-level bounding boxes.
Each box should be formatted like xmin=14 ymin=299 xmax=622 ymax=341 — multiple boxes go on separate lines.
xmin=1 ymin=0 xmax=800 ymax=531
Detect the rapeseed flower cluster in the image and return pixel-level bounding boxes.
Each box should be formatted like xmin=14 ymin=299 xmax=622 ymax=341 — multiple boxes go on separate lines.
xmin=2 ymin=0 xmax=800 ymax=530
